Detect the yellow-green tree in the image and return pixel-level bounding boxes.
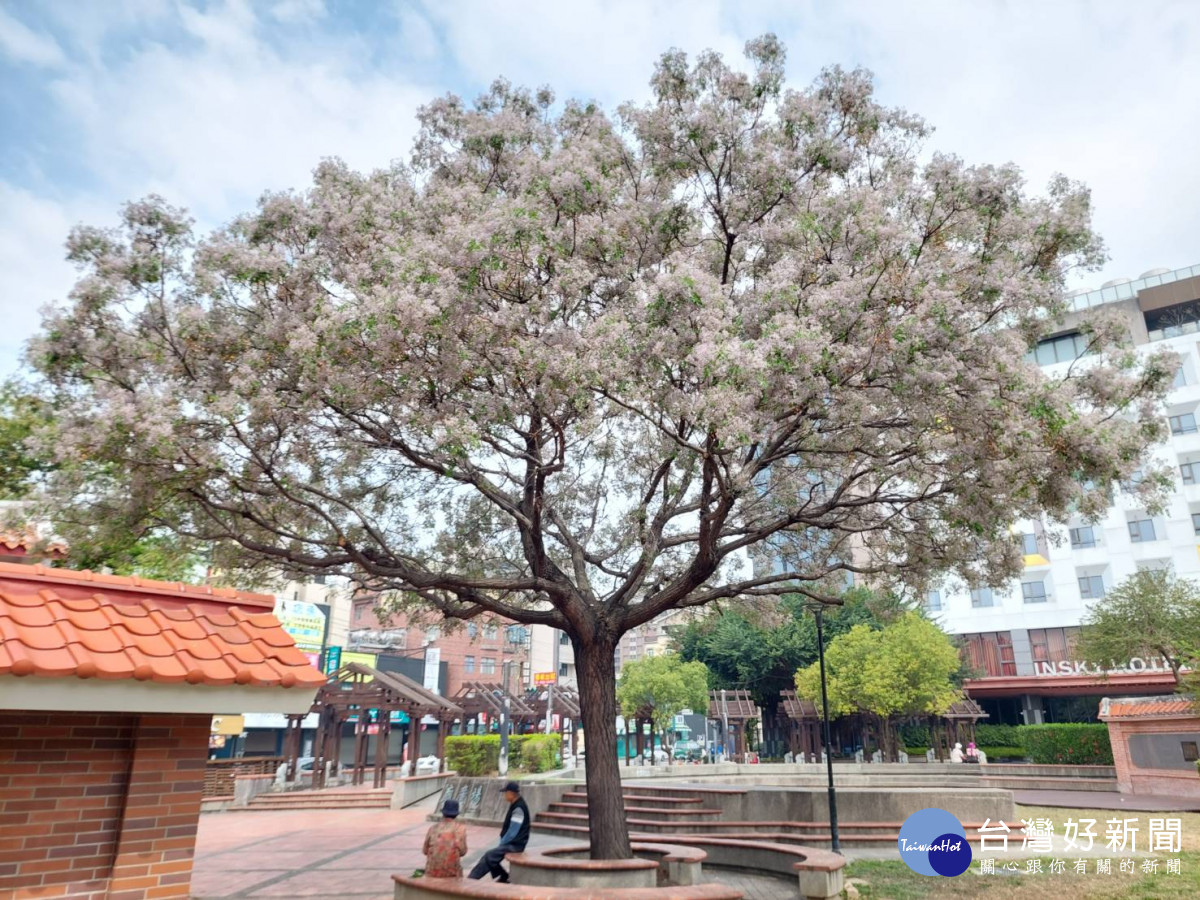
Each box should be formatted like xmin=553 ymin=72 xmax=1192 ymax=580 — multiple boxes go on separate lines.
xmin=617 ymin=652 xmax=709 ymax=764
xmin=795 ymin=612 xmax=961 ymax=760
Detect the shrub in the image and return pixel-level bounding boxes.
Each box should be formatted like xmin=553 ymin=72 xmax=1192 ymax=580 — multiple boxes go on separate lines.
xmin=513 ymin=734 xmax=561 ymax=773
xmin=444 ymin=734 xmax=562 ymax=775
xmin=898 ymin=723 xmax=931 ymax=747
xmin=975 ymin=724 xmax=1024 ymax=747
xmin=1017 ymin=724 xmax=1113 ymax=765
xmin=445 ymin=735 xmax=500 ymax=776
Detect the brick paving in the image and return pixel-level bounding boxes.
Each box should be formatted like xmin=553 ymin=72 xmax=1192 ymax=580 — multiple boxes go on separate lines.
xmin=191 ymin=804 xmax=803 ymax=898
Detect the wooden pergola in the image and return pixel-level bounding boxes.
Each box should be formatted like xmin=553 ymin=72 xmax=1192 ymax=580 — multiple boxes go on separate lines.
xmin=779 ymin=690 xmax=822 ymax=761
xmin=450 ymin=681 xmax=536 ymax=734
xmin=289 ymin=663 xmax=462 ymax=789
xmin=522 ymin=686 xmax=581 ymax=757
xmin=929 ymin=697 xmax=989 ymax=760
xmin=708 ymin=690 xmax=759 ymax=761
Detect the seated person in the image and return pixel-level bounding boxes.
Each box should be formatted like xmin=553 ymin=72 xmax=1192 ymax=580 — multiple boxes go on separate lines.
xmin=468 ymin=781 xmax=530 ymax=882
xmin=964 ymin=741 xmax=980 ymax=763
xmin=423 ymin=799 xmax=468 ymax=878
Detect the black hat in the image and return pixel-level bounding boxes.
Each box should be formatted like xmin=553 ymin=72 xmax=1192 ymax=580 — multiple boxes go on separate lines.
xmin=501 ymin=780 xmax=520 ymax=793
xmin=442 ymin=798 xmax=460 ymax=818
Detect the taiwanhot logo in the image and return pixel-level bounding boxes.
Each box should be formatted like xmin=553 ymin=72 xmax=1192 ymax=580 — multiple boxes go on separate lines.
xmin=897 ymin=808 xmax=973 ymax=877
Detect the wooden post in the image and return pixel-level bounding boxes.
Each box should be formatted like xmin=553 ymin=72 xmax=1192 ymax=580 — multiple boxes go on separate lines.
xmin=435 ymin=717 xmax=448 ymax=772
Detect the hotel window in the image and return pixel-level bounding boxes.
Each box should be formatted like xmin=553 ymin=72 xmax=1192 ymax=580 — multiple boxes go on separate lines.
xmin=1175 ymin=366 xmax=1189 ymax=389
xmin=1182 ymin=461 xmax=1200 ymax=485
xmin=1069 ymin=526 xmax=1097 ymax=549
xmin=484 ymin=623 xmax=499 ymax=640
xmin=1128 ymin=519 xmax=1157 ymax=543
xmin=1021 ymin=581 xmax=1049 ymax=604
xmin=1170 ymin=412 xmax=1198 ymax=435
xmin=1019 ymin=533 xmax=1039 ymax=555
xmin=1183 ymin=742 xmax=1200 ymax=763
xmin=1028 ymin=331 xmax=1089 ymax=366
xmin=467 ymin=622 xmax=478 ymax=638
xmin=481 ymin=657 xmax=496 ymax=675
xmin=927 ymin=590 xmax=942 ymax=612
xmin=1192 ymin=513 xmax=1200 ymax=536
xmin=970 ymin=588 xmax=995 ymax=608
xmin=464 ymin=655 xmax=475 ymax=674
xmin=1078 ymin=575 xmax=1105 ymax=599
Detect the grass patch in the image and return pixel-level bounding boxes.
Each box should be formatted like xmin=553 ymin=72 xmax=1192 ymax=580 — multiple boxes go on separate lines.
xmin=842 ymin=805 xmax=1200 ymax=899
xmin=845 ymin=854 xmax=1200 ymax=899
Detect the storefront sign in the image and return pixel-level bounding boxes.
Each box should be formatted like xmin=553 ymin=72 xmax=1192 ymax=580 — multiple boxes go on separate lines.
xmin=274 ymin=598 xmax=327 ymax=653
xmin=534 ymin=672 xmax=557 ymax=685
xmin=1034 ymin=657 xmax=1172 ymax=676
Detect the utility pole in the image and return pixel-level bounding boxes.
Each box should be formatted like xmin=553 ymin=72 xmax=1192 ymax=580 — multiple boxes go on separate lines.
xmin=815 ymin=607 xmax=841 ymax=854
xmin=546 ymin=629 xmax=560 ymax=735
xmin=498 ymin=660 xmax=512 ymax=777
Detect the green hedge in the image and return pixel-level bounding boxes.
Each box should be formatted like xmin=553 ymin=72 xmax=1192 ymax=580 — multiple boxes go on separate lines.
xmin=1018 ymin=724 xmax=1113 ymax=765
xmin=975 ymin=724 xmax=1024 ymax=747
xmin=444 ymin=734 xmax=562 ymax=776
xmin=513 ymin=735 xmax=561 ymax=774
xmin=445 ymin=735 xmax=500 ymax=776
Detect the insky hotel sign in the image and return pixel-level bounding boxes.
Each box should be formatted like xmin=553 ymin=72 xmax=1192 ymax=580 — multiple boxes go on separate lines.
xmin=1034 ymin=657 xmax=1174 ymax=676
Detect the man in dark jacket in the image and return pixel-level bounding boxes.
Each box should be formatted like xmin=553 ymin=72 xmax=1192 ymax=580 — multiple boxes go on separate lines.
xmin=468 ymin=781 xmax=530 ymax=882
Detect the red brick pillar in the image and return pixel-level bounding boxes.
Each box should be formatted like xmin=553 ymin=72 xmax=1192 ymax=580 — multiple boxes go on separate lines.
xmin=105 ymin=714 xmax=210 ymax=899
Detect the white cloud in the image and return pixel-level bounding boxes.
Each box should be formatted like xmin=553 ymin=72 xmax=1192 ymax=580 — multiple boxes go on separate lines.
xmin=0 ymin=6 xmax=65 ymax=67
xmin=270 ymin=0 xmax=326 ymax=25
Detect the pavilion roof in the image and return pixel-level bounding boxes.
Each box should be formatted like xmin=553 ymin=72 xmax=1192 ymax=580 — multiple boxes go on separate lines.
xmin=523 ymin=686 xmax=581 ymax=717
xmin=943 ymin=698 xmax=989 ymax=720
xmin=451 ymin=680 xmax=536 ymax=717
xmin=708 ymin=689 xmax=758 ymax=720
xmin=780 ymin=690 xmax=820 ymax=721
xmin=314 ymin=662 xmax=461 ymax=717
xmin=0 ymin=561 xmax=324 ymax=691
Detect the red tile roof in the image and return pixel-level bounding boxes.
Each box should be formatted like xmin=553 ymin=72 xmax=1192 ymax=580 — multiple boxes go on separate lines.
xmin=0 ymin=562 xmax=327 ymax=689
xmin=1102 ymin=696 xmax=1198 ymax=719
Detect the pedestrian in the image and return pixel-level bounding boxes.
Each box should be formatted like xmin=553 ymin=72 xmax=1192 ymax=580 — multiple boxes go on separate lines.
xmin=467 ymin=781 xmax=530 ymax=882
xmin=422 ymin=798 xmax=468 ymax=878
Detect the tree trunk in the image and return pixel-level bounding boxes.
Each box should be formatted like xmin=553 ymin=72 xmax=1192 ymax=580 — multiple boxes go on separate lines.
xmin=574 ymin=635 xmax=632 ymax=860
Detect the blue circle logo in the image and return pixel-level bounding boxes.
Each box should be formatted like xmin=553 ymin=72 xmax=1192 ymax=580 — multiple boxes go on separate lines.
xmin=897 ymin=808 xmax=972 ymax=877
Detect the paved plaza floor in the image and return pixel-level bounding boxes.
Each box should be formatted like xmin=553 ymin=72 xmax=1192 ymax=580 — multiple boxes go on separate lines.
xmin=190 ymin=802 xmax=797 ymax=899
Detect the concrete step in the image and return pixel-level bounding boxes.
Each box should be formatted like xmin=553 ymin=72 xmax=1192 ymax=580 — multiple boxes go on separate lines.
xmin=245 ymin=789 xmax=392 ymax=811
xmin=547 ymin=802 xmax=722 ymax=821
xmin=561 ymin=791 xmax=705 ymax=806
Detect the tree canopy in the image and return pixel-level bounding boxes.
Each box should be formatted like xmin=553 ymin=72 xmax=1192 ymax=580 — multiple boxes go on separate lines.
xmin=1075 ymin=567 xmax=1200 ymax=686
xmin=673 ymin=587 xmax=899 ymax=707
xmin=23 ymin=35 xmax=1173 ymax=857
xmin=617 ymin=652 xmax=710 ymax=753
xmin=794 ymin=612 xmax=962 ymax=758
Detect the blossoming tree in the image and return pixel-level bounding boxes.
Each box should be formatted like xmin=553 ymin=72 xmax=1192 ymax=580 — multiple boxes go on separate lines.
xmin=28 ymin=36 xmax=1173 ymax=858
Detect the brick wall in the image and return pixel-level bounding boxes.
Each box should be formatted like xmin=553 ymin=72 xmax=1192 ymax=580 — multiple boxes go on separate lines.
xmin=0 ymin=711 xmax=210 ymax=900
xmin=1108 ymin=717 xmax=1200 ymax=798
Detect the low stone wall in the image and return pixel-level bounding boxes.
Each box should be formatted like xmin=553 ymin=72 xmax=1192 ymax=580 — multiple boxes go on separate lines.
xmin=394 ymin=773 xmax=455 ymax=809
xmin=670 ymin=784 xmax=1013 ymax=825
xmin=233 ymin=773 xmax=275 ymax=807
xmin=392 ymin=876 xmax=743 ymax=899
xmin=433 ymin=777 xmax=570 ymax=826
xmin=507 ymin=843 xmax=706 ymax=890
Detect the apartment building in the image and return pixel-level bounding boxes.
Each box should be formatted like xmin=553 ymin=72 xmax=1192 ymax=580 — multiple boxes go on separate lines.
xmin=934 ymin=263 xmax=1200 ymax=725
xmin=347 ymin=595 xmax=531 ymax=697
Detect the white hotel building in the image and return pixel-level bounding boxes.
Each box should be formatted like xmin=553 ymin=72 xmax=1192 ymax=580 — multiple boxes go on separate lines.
xmin=933 ymin=263 xmax=1200 ymax=725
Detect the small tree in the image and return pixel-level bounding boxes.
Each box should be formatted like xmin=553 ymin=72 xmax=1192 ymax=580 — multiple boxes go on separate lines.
xmin=617 ymin=653 xmax=709 ymax=764
xmin=1075 ymin=568 xmax=1200 ymax=687
xmin=795 ymin=612 xmax=961 ymax=760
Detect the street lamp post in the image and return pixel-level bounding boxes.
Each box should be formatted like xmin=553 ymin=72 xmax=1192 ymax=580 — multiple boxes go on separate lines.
xmin=498 ymin=661 xmax=512 ymax=777
xmin=814 ymin=607 xmax=841 ymax=854
xmin=720 ymin=688 xmax=729 ymax=763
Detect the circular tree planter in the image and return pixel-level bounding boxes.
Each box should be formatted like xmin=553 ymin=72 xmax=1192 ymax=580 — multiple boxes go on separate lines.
xmin=507 ymin=843 xmax=706 ymax=889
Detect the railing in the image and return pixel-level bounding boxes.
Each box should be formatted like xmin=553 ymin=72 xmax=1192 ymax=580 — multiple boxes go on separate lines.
xmin=203 ymin=756 xmax=286 ymax=798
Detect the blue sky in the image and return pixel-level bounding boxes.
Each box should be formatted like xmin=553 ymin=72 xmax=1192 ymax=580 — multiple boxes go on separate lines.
xmin=2 ymin=0 xmax=1198 ymax=375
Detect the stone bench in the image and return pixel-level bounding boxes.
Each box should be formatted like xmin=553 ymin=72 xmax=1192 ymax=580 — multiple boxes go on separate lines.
xmin=394 ymin=772 xmax=456 ymax=810
xmin=508 ymin=843 xmax=707 ymax=888
xmin=392 ymin=875 xmax=742 ymax=900
xmin=642 ymin=836 xmax=845 ymax=900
